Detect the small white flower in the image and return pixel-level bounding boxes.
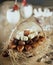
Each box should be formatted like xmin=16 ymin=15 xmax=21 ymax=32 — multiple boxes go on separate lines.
xmin=28 ymin=34 xmax=35 ymax=39
xmin=16 ymin=34 xmax=20 ymax=40
xmin=28 ymin=32 xmax=37 ymax=39
xmin=23 ymin=36 xmax=28 ymax=41
xmin=16 ymin=31 xmax=24 ymax=40
xmin=21 ymin=35 xmax=24 ymax=40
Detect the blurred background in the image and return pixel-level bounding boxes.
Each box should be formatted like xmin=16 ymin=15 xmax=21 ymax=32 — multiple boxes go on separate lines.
xmin=0 ymin=0 xmax=53 ymax=6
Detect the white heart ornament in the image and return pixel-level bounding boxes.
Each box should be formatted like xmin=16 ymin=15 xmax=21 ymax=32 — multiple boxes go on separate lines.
xmin=21 ymin=5 xmax=33 ymax=18
xmin=7 ymin=9 xmax=20 ymax=24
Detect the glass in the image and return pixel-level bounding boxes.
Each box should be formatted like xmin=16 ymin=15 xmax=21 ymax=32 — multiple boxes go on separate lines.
xmin=5 ymin=17 xmax=45 ymax=65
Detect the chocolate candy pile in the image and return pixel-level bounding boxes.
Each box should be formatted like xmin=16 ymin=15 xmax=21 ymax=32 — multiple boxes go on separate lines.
xmin=8 ymin=35 xmax=44 ymax=52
